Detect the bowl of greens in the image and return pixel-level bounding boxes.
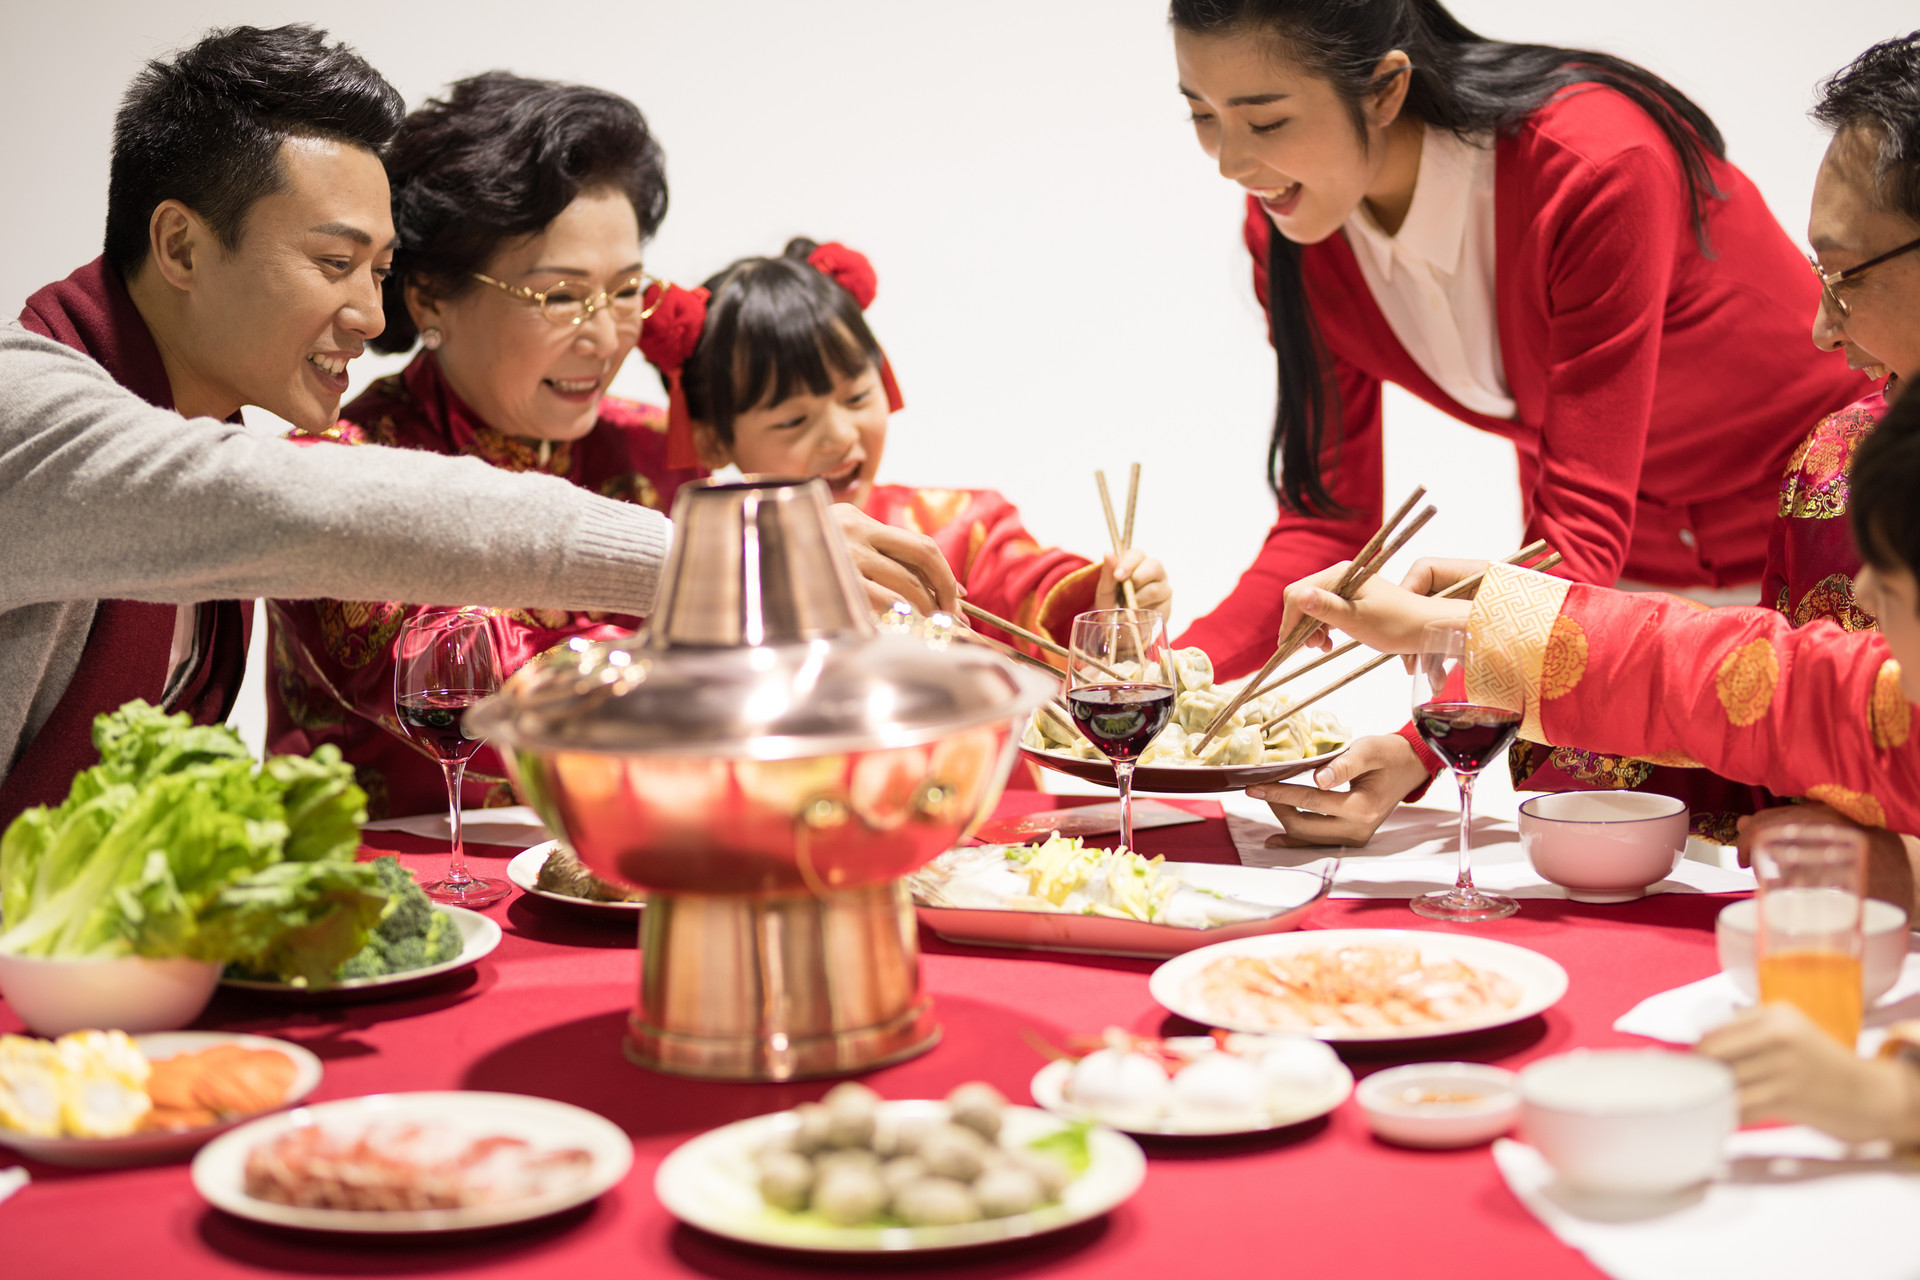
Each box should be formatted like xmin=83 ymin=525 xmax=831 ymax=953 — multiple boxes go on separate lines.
xmin=0 ymin=702 xmax=388 ymax=1034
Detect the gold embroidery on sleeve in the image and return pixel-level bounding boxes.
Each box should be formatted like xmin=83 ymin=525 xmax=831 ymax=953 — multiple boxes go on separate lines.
xmin=1871 ymin=660 xmax=1912 ymax=750
xmin=1464 ymin=563 xmax=1571 ymax=742
xmin=1540 ymin=615 xmax=1588 ymax=699
xmin=1805 ymin=784 xmax=1887 ymax=829
xmin=1715 ymin=638 xmax=1779 ymax=727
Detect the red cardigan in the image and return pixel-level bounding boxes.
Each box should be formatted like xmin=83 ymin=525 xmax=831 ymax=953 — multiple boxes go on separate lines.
xmin=1178 ymin=88 xmax=1869 ymax=678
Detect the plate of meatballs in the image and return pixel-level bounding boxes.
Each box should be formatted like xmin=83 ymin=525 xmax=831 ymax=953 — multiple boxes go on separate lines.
xmin=653 ymin=1081 xmax=1146 ymax=1252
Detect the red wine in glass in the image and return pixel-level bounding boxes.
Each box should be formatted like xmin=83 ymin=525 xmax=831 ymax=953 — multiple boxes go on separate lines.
xmin=394 ymin=612 xmax=508 ymax=907
xmin=1409 ymin=623 xmax=1519 ymax=923
xmin=398 ymin=689 xmax=487 ymax=762
xmin=1411 ymin=703 xmax=1522 ymax=774
xmin=1068 ymin=610 xmax=1173 ymax=851
xmin=1069 ymin=683 xmax=1175 ymax=761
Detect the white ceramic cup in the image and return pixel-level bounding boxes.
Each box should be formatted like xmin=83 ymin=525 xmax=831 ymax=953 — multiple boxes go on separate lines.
xmin=1716 ymin=897 xmax=1910 ymax=1004
xmin=1518 ymin=1049 xmax=1735 ymax=1195
xmin=0 ymin=952 xmax=222 ymax=1037
xmin=1518 ymin=791 xmax=1689 ymax=903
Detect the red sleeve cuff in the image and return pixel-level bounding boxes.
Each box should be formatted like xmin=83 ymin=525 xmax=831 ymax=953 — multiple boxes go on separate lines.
xmin=1394 ymin=721 xmax=1443 ymax=803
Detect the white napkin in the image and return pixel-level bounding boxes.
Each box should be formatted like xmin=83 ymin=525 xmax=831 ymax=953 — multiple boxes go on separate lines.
xmin=1494 ymin=1129 xmax=1920 ymax=1280
xmin=1614 ymin=954 xmax=1920 ymax=1049
xmin=360 ymin=805 xmax=552 ymax=846
xmin=1230 ymin=807 xmax=1756 ymax=901
xmin=0 ymin=1166 xmax=26 ymax=1207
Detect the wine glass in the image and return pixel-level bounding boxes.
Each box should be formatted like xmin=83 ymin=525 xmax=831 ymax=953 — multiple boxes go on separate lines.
xmin=394 ymin=611 xmax=508 ymax=907
xmin=1067 ymin=609 xmax=1173 ymax=850
xmin=1409 ymin=620 xmax=1520 ymax=922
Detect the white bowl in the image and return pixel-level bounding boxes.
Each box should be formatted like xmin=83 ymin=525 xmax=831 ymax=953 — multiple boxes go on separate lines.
xmin=1518 ymin=791 xmax=1688 ymax=903
xmin=0 ymin=952 xmax=222 ymax=1036
xmin=1356 ymin=1062 xmax=1518 ymax=1148
xmin=1518 ymin=1049 xmax=1735 ymax=1196
xmin=1715 ymin=897 xmax=1910 ymax=1004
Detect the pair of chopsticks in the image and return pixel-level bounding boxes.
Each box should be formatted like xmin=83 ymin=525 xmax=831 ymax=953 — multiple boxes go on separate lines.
xmin=1095 ymin=465 xmax=1142 ymax=610
xmin=1255 ymin=541 xmax=1562 ymax=731
xmin=1193 ymin=487 xmax=1437 ymax=753
xmin=953 ymin=625 xmax=1079 ymax=738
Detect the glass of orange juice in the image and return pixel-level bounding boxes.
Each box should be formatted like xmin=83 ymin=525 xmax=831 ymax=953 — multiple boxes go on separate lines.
xmin=1751 ymin=823 xmax=1869 ymax=1046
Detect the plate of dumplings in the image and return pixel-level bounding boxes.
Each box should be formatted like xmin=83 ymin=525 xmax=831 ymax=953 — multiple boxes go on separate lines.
xmin=1021 ymin=646 xmax=1351 ymax=793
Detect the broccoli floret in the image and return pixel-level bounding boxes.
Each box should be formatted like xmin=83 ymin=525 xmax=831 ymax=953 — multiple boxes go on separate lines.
xmin=334 ymin=857 xmax=462 ymax=979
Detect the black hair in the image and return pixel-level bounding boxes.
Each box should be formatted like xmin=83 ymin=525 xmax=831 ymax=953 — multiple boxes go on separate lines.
xmin=680 ymin=238 xmax=884 ymax=444
xmin=1850 ymin=388 xmax=1920 ymax=587
xmin=374 ymin=72 xmax=669 ymax=354
xmin=105 ymin=24 xmax=403 ymax=281
xmin=1168 ymin=0 xmax=1727 ymax=516
xmin=1814 ymin=32 xmax=1920 ymax=223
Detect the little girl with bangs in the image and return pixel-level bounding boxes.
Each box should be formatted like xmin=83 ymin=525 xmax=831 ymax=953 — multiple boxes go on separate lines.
xmin=640 ymin=238 xmax=1171 ymax=654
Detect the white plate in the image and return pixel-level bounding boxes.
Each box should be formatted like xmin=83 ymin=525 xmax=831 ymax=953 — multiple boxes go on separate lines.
xmin=506 ymin=841 xmax=644 ymax=916
xmin=191 ymin=1091 xmax=633 ymax=1233
xmin=1150 ymin=929 xmax=1570 ymax=1043
xmin=219 ymin=907 xmax=500 ymax=1000
xmin=0 ymin=1031 xmax=323 ymax=1167
xmin=1028 ymin=1038 xmax=1353 ymax=1137
xmin=654 ymin=1100 xmax=1144 ymax=1253
xmin=915 ymin=862 xmax=1332 ymax=959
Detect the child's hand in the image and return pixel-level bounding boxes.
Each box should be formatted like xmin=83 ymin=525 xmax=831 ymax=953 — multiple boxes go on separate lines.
xmin=1697 ymin=1004 xmax=1920 ymax=1143
xmin=1097 ymin=550 xmax=1171 ymax=621
xmin=831 ymin=504 xmax=961 ymax=615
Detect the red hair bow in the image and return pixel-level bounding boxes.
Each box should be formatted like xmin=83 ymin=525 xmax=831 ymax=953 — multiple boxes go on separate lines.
xmin=806 ymin=242 xmax=879 ymax=309
xmin=806 ymin=242 xmax=903 ymax=413
xmin=636 ymin=281 xmax=709 ymax=470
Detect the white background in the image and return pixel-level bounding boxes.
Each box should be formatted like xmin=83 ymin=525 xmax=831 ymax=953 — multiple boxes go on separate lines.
xmin=2 ymin=1 xmax=1911 ymax=820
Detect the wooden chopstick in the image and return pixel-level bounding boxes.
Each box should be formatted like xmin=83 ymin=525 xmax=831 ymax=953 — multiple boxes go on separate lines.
xmin=1095 ymin=470 xmax=1139 ymax=610
xmin=960 ymin=600 xmax=1126 ymax=681
xmin=1194 ymin=486 xmax=1428 ymax=751
xmin=1243 ymin=539 xmax=1552 ymax=703
xmin=1260 ymin=551 xmax=1564 ymax=729
xmin=1122 ymin=462 xmax=1141 ymax=558
xmin=958 ymin=626 xmax=1064 ymax=679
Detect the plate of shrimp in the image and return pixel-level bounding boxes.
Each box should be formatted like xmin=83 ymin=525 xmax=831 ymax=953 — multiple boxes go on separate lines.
xmin=1149 ymin=930 xmax=1569 ymax=1043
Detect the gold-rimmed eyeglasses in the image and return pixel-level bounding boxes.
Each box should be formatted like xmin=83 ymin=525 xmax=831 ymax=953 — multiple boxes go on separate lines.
xmin=1808 ymin=234 xmax=1920 ymax=319
xmin=470 ymin=271 xmax=665 ymax=328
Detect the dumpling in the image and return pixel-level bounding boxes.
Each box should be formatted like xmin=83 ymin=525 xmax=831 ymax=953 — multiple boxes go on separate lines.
xmin=1139 ymin=722 xmax=1188 ymax=765
xmin=1223 ymin=725 xmax=1267 ymax=765
xmin=1172 ymin=688 xmax=1237 ymax=736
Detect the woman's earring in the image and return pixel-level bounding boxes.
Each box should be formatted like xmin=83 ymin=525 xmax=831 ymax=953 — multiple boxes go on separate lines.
xmin=421 ymin=327 xmax=444 ymax=350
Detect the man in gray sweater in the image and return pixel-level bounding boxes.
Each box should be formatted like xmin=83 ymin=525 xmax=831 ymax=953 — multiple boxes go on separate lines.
xmin=0 ymin=327 xmax=958 ymax=810
xmin=2 ymin=25 xmax=956 ymax=816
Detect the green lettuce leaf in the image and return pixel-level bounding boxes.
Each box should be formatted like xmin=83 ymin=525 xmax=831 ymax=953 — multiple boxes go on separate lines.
xmin=0 ymin=701 xmax=379 ymax=983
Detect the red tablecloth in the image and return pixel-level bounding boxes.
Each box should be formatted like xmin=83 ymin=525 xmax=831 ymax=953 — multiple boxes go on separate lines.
xmin=2 ymin=793 xmax=1735 ymax=1279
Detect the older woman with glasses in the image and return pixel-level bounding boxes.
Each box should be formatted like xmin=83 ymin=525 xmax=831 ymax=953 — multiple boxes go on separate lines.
xmin=264 ymin=72 xmax=695 ymax=816
xmin=263 ymin=73 xmax=960 ymax=817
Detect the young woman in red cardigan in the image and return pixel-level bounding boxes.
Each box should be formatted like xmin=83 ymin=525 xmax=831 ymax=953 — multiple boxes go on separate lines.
xmin=1167 ymin=0 xmax=1868 ymax=839
xmin=637 ymin=239 xmax=1172 ymax=658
